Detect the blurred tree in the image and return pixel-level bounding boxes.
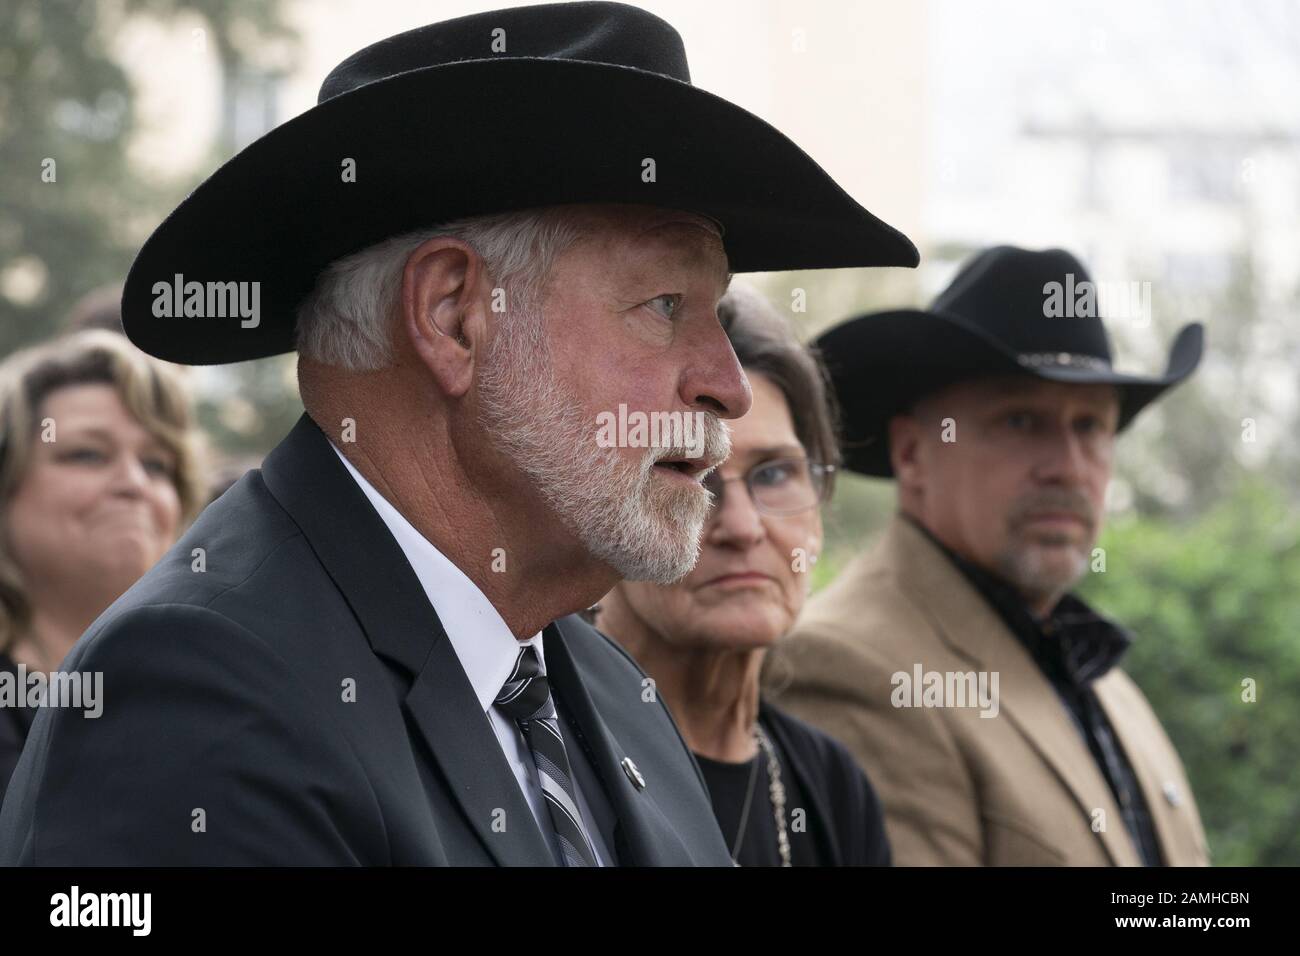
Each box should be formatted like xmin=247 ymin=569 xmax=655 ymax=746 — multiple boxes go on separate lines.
xmin=1113 ymin=242 xmax=1300 ymax=519
xmin=0 ymin=0 xmax=143 ymax=352
xmin=1079 ymin=478 xmax=1300 ymax=866
xmin=0 ymin=0 xmax=297 ymax=345
xmin=193 ymin=354 xmax=302 ymax=466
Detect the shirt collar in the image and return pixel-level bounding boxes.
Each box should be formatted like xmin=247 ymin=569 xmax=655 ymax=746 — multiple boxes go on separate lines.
xmin=901 ymin=512 xmax=1131 ymax=686
xmin=328 ymin=441 xmax=542 ymax=712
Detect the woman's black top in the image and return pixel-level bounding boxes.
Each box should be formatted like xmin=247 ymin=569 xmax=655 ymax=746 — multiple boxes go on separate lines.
xmin=694 ymin=697 xmax=891 ymax=866
xmin=0 ymin=651 xmax=36 ymax=808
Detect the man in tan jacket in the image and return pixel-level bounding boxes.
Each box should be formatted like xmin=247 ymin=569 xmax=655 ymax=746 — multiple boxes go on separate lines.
xmin=765 ymin=246 xmax=1210 ymax=865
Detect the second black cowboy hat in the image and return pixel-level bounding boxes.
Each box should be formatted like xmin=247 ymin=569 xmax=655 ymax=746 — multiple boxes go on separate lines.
xmin=816 ymin=245 xmax=1205 ymax=477
xmin=122 ymin=1 xmax=918 ymax=365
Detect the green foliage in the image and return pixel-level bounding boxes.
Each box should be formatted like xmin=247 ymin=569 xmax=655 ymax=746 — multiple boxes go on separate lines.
xmin=0 ymin=0 xmax=144 ymax=352
xmin=1078 ymin=479 xmax=1300 ymax=865
xmin=0 ymin=0 xmax=301 ymax=458
xmin=0 ymin=0 xmax=297 ymax=347
xmin=811 ymin=471 xmax=894 ymax=591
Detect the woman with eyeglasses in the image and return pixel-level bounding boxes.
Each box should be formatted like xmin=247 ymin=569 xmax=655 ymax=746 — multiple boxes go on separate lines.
xmin=594 ymin=285 xmax=890 ymax=866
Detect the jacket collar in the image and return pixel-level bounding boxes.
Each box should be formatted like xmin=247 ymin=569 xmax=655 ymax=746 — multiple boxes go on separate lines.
xmin=874 ymin=513 xmax=1140 ymax=865
xmin=259 ymin=413 xmax=698 ymax=866
xmin=261 ymin=413 xmax=554 ymax=865
xmin=544 ymin=614 xmax=699 ymax=865
xmin=327 ymin=438 xmax=545 ymax=713
xmin=900 ymin=514 xmax=1132 ymax=687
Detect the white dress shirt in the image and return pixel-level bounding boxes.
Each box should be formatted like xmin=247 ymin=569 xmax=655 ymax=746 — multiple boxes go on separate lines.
xmin=328 ymin=442 xmax=610 ymax=865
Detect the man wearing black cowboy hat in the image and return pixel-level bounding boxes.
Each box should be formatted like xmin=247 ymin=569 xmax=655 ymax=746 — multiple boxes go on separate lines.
xmin=764 ymin=245 xmax=1210 ymax=866
xmin=0 ymin=2 xmax=916 ymax=865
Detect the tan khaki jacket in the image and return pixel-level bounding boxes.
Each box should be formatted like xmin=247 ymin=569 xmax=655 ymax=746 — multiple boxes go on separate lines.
xmin=763 ymin=515 xmax=1210 ymax=866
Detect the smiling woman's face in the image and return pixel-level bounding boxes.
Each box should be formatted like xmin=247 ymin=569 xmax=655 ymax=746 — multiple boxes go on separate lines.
xmin=609 ymin=372 xmax=824 ymax=651
xmin=5 ymin=383 xmax=183 ymax=608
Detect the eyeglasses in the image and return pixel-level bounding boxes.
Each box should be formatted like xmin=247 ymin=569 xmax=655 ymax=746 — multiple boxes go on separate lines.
xmin=702 ymin=457 xmax=834 ymax=517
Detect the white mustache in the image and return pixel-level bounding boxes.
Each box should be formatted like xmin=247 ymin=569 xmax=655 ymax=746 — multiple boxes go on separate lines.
xmin=649 ymin=415 xmax=730 ymax=473
xmin=1008 ymin=491 xmax=1095 ymax=528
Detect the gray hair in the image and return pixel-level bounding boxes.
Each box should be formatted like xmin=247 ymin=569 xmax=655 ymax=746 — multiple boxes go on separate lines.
xmin=718 ymin=282 xmax=842 ymax=496
xmin=294 ymin=207 xmax=585 ymax=370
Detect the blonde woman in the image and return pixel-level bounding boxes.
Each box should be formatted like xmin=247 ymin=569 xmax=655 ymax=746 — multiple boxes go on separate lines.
xmin=0 ymin=330 xmax=206 ymax=801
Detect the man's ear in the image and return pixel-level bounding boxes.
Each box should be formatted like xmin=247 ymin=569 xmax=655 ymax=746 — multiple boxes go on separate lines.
xmin=401 ymin=236 xmax=488 ymax=397
xmin=888 ymin=412 xmax=924 ymax=489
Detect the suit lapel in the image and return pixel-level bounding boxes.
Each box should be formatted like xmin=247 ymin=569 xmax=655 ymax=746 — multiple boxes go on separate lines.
xmin=544 ymin=617 xmax=693 ymax=865
xmin=404 ymin=633 xmax=556 ymax=866
xmin=1092 ymin=674 xmax=1194 ymax=865
xmin=261 ymin=413 xmax=554 ymax=866
xmin=886 ymin=516 xmax=1139 ymax=865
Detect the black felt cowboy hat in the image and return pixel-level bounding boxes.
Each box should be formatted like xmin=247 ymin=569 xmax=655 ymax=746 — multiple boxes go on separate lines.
xmin=815 ymin=245 xmax=1205 ymax=477
xmin=121 ymin=1 xmax=918 ymax=365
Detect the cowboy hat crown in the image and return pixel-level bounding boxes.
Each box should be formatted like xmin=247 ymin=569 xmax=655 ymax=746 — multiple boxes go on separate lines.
xmin=815 ymin=245 xmax=1205 ymax=477
xmin=123 ymin=1 xmax=918 ymax=365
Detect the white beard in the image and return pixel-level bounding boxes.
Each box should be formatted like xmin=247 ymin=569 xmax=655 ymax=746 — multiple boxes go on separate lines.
xmin=994 ymin=535 xmax=1089 ymax=609
xmin=477 ymin=308 xmax=726 ymax=584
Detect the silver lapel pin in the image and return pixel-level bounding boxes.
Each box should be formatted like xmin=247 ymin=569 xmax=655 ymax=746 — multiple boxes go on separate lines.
xmin=621 ymin=757 xmax=646 ymax=790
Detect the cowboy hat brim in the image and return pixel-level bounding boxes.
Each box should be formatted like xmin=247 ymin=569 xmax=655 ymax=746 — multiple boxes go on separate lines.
xmin=123 ymin=57 xmax=919 ymax=365
xmin=815 ymin=310 xmax=1204 ymax=478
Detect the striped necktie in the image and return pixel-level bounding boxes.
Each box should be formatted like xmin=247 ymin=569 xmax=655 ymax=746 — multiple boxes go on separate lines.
xmin=494 ymin=643 xmax=600 ymax=867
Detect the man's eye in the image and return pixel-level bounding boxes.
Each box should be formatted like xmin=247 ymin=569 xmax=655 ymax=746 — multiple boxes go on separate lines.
xmin=1005 ymin=411 xmax=1035 ymax=430
xmin=645 ymin=294 xmax=681 ymax=320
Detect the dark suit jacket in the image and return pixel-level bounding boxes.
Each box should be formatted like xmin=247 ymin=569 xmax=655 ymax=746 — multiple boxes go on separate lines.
xmin=0 ymin=414 xmax=733 ymax=866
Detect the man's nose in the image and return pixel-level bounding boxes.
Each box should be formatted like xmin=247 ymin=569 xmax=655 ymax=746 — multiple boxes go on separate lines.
xmin=679 ymin=324 xmax=752 ymax=419
xmin=1034 ymin=424 xmax=1091 ymax=483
